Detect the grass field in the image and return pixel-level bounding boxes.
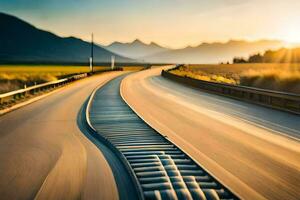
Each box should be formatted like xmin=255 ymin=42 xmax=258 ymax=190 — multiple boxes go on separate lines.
xmin=169 ymin=64 xmax=300 ymax=94
xmin=122 ymin=66 xmax=145 ymax=71
xmin=0 ymin=65 xmax=112 ymax=94
xmin=0 ymin=65 xmax=146 ymax=94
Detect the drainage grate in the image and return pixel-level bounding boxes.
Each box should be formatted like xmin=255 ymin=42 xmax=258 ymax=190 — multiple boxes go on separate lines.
xmin=89 ymin=75 xmax=238 ymax=200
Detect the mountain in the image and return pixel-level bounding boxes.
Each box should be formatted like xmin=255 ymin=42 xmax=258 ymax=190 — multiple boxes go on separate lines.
xmin=0 ymin=12 xmax=133 ymax=63
xmin=142 ymin=40 xmax=285 ymax=64
xmin=105 ymin=39 xmax=169 ymax=59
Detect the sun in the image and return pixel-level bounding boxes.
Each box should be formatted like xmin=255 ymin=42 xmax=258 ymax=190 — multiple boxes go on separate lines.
xmin=284 ymin=31 xmax=300 ymax=43
xmin=280 ymin=21 xmax=300 ymax=44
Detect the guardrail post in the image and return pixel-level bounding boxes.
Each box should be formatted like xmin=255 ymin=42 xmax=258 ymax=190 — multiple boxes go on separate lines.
xmin=282 ymin=99 xmax=286 ymax=108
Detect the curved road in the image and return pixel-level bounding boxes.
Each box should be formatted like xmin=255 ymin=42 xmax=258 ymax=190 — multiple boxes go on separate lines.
xmin=0 ymin=72 xmax=126 ymax=200
xmin=121 ymin=67 xmax=300 ymax=200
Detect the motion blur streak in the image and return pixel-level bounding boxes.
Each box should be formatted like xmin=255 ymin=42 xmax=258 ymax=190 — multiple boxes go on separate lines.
xmin=121 ymin=67 xmax=300 ymax=200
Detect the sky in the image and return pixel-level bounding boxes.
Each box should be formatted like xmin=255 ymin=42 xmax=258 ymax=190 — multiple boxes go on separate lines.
xmin=1 ymin=0 xmax=300 ymax=48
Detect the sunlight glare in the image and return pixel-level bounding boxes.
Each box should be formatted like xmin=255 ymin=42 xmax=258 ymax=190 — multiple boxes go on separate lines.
xmin=281 ymin=21 xmax=300 ymax=44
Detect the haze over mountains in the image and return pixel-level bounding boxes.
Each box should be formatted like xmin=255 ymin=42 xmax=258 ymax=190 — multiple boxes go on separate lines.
xmin=103 ymin=39 xmax=285 ymax=64
xmin=0 ymin=12 xmax=287 ymax=64
xmin=0 ymin=12 xmax=132 ymax=64
xmin=105 ymin=39 xmax=168 ymax=59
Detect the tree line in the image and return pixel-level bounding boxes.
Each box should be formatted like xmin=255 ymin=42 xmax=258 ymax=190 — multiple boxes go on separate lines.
xmin=233 ymin=47 xmax=300 ymax=63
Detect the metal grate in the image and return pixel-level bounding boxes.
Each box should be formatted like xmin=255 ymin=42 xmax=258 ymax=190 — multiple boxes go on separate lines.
xmin=90 ymin=75 xmax=238 ymax=200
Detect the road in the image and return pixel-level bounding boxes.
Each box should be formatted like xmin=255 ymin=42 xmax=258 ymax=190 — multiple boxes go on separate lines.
xmin=0 ymin=71 xmax=126 ymax=200
xmin=121 ymin=67 xmax=300 ymax=200
xmin=89 ymin=74 xmax=237 ymax=200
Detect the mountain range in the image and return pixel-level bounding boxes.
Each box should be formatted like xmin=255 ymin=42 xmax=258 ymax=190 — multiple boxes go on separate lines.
xmin=0 ymin=12 xmax=132 ymax=64
xmin=105 ymin=39 xmax=168 ymax=59
xmin=0 ymin=12 xmax=287 ymax=64
xmin=103 ymin=39 xmax=285 ymax=64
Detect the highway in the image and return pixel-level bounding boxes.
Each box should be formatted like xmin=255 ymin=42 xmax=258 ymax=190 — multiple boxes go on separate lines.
xmin=0 ymin=71 xmax=129 ymax=200
xmin=121 ymin=67 xmax=300 ymax=200
xmin=89 ymin=74 xmax=238 ymax=200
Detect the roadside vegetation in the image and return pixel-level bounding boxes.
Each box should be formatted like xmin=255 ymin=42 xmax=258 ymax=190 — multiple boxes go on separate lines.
xmin=169 ymin=64 xmax=300 ymax=94
xmin=122 ymin=66 xmax=145 ymax=71
xmin=0 ymin=65 xmax=110 ymax=94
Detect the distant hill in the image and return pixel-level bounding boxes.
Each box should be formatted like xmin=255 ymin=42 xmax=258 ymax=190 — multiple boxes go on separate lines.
xmin=105 ymin=39 xmax=169 ymax=59
xmin=0 ymin=12 xmax=133 ymax=64
xmin=142 ymin=40 xmax=285 ymax=64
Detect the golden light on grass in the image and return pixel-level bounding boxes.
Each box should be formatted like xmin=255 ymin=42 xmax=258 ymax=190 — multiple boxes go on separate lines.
xmin=0 ymin=65 xmax=144 ymax=94
xmin=122 ymin=66 xmax=145 ymax=71
xmin=0 ymin=65 xmax=108 ymax=94
xmin=240 ymin=68 xmax=300 ymax=93
xmin=170 ymin=64 xmax=300 ymax=94
xmin=170 ymin=66 xmax=237 ymax=84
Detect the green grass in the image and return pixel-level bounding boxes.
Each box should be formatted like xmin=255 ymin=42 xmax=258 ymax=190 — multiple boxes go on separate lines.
xmin=169 ymin=64 xmax=300 ymax=94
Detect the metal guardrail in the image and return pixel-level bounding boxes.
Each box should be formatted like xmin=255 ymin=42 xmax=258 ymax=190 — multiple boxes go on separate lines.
xmin=0 ymin=73 xmax=88 ymax=105
xmin=162 ymin=70 xmax=300 ymax=115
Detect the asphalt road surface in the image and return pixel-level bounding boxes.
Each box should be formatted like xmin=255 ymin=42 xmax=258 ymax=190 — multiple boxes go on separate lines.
xmin=121 ymin=67 xmax=300 ymax=200
xmin=0 ymin=71 xmax=127 ymax=200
